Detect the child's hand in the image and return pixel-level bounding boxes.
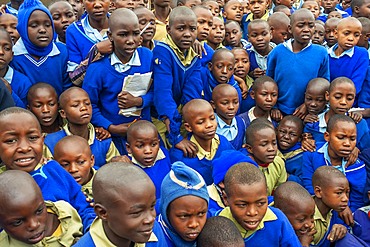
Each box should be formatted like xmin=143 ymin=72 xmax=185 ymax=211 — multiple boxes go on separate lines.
xmin=0 ymin=78 xmax=12 ymax=93
xmin=338 ymin=206 xmax=354 ymax=226
xmin=95 ymin=127 xmax=111 ymax=141
xmin=299 ymin=226 xmax=317 ymax=247
xmin=270 ymin=108 xmax=283 ymax=122
xmin=108 ymin=123 xmax=130 ymax=137
xmin=303 ymin=113 xmax=319 ymax=124
xmin=175 ymin=139 xmax=198 ymax=158
xmin=111 ymin=155 xmax=132 ymax=163
xmin=301 ymin=133 xmax=316 ymax=152
xmin=192 ymin=40 xmax=206 ymax=58
xmin=293 ymin=103 xmax=308 ymax=120
xmin=118 ymin=91 xmax=142 ymax=109
xmin=327 ymin=224 xmax=347 ymax=242
xmin=234 ymin=75 xmax=248 ymax=99
xmin=84 ymin=192 xmax=94 ymax=207
xmin=348 ymin=111 xmax=362 ymax=124
xmin=250 ymin=68 xmax=265 ymax=78
xmin=0 ymin=5 xmax=6 ymax=14
xmin=96 ymin=39 xmax=113 ymax=54
xmin=345 ymin=147 xmax=359 ymax=167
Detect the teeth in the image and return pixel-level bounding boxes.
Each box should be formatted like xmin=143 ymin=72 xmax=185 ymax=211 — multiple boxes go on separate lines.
xmin=17 ymin=158 xmax=32 ymax=162
xmin=247 ymin=221 xmax=258 ymax=225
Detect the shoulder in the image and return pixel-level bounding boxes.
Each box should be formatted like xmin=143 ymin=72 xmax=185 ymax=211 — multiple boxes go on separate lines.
xmin=66 ymin=21 xmax=82 ymax=35
xmin=73 ymin=232 xmax=94 ymax=247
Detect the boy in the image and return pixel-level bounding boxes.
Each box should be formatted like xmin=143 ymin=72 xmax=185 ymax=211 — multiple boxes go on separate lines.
xmin=274 ymin=181 xmax=316 ymax=246
xmin=126 ymin=120 xmax=171 ymax=201
xmin=83 ymin=8 xmax=153 ymax=155
xmin=48 ymin=1 xmax=76 ymax=44
xmin=357 ymin=17 xmax=370 ymax=54
xmin=312 ymin=22 xmax=326 ymax=45
xmin=232 ymin=48 xmax=253 ymax=91
xmin=74 ymin=162 xmax=166 ymax=247
xmin=206 ymin=16 xmax=225 ymax=50
xmin=170 ymin=99 xmax=235 ymax=185
xmin=158 ymin=161 xmax=209 ymax=246
xmin=44 ymin=87 xmax=120 ymax=169
xmin=247 ymin=20 xmax=275 ymax=79
xmin=54 ymin=136 xmax=96 ymax=200
xmin=267 ymin=8 xmax=330 ymax=116
xmin=224 ymin=20 xmax=248 ymax=49
xmin=277 ymin=116 xmax=305 ymax=185
xmin=0 ymin=170 xmax=83 ymax=246
xmin=317 ymin=0 xmax=349 ymax=23
xmin=302 ymin=0 xmax=320 ymax=19
xmin=177 ymin=0 xmax=202 ymax=8
xmin=0 ymin=13 xmax=20 ymax=43
xmin=219 ymin=162 xmax=301 ymax=246
xmin=197 ymin=216 xmax=245 ymax=247
xmin=133 ymin=7 xmax=157 ymax=50
xmin=0 ymin=107 xmax=95 ymax=232
xmin=153 ymin=0 xmax=171 ymax=41
xmin=152 ymin=6 xmax=203 ymax=154
xmin=351 ymin=0 xmax=370 ymax=18
xmin=223 ymin=0 xmax=243 ymax=23
xmin=202 ymin=0 xmax=221 ymax=17
xmin=304 ymin=78 xmax=329 ymax=123
xmin=328 ymin=17 xmax=368 ymax=98
xmin=324 ymin=17 xmax=340 ymax=49
xmin=303 ymin=115 xmax=367 ymax=212
xmin=244 ymin=119 xmax=287 ymax=195
xmin=268 ymin=12 xmax=290 ymax=45
xmin=241 ymin=0 xmax=270 ymax=39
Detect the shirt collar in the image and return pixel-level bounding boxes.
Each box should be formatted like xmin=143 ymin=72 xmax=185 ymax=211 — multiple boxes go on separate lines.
xmin=318 ymin=110 xmax=328 ymax=133
xmin=216 ymin=114 xmax=237 ymax=129
xmin=13 ymin=38 xmax=60 ymax=56
xmin=81 ymin=15 xmax=108 ymax=42
xmin=328 ymin=43 xmax=354 ymax=58
xmin=5 ymin=3 xmax=18 ymax=15
xmin=249 ymin=42 xmax=276 ymax=58
xmin=63 ymin=122 xmax=96 ymax=145
xmin=245 ymin=10 xmax=269 ymax=22
xmin=4 ymin=66 xmax=13 ymax=84
xmin=164 ymin=35 xmax=198 ymax=66
xmin=314 ymin=203 xmax=332 ymax=223
xmin=190 ymin=134 xmax=220 ymax=160
xmin=110 ymin=50 xmax=141 ymax=69
xmin=283 ymin=38 xmax=312 ymax=52
xmin=317 ymin=142 xmax=347 ymax=174
xmin=129 ymin=148 xmax=166 ymax=168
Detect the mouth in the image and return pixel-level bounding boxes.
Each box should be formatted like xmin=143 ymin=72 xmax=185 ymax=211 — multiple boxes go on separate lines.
xmin=143 ymin=156 xmax=155 ymax=164
xmin=200 ymin=32 xmax=209 ymax=38
xmin=185 ymin=231 xmax=200 ymax=240
xmin=226 ymin=112 xmax=236 ymax=118
xmin=336 ymin=107 xmax=348 ymax=113
xmin=205 ymin=130 xmax=216 ymax=136
xmin=235 ymin=14 xmax=242 ymax=19
xmin=62 ymin=24 xmax=70 ymax=32
xmin=301 ymin=34 xmax=311 ymax=40
xmin=218 ymin=75 xmax=228 ymax=82
xmin=138 ymin=228 xmax=153 ymax=238
xmin=29 ymin=230 xmax=45 ymax=243
xmin=263 ymin=104 xmax=273 ymax=109
xmin=37 ymin=36 xmax=49 ymax=42
xmin=279 ymin=140 xmax=290 ymax=147
xmin=338 ymin=204 xmax=348 ymax=211
xmin=42 ymin=116 xmax=53 ymax=123
xmin=265 ymin=154 xmax=276 ymax=162
xmin=243 ymin=220 xmax=260 ymax=230
xmin=93 ymin=11 xmax=105 ymax=16
xmin=73 ymin=176 xmax=83 ymax=184
xmin=14 ymin=157 xmax=35 ymax=167
xmin=339 ymin=149 xmax=352 ymax=156
xmin=181 ymin=40 xmax=192 ymax=46
xmin=81 ymin=113 xmax=90 ymax=119
xmin=298 ymin=228 xmax=309 ymax=235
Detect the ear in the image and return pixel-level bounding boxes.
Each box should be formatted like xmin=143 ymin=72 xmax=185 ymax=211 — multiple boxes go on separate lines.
xmin=288 ymin=24 xmax=292 ymax=36
xmin=314 ymin=185 xmax=322 ymax=198
xmin=245 ymin=143 xmax=253 ymax=154
xmin=90 ymin=154 xmax=95 ymax=168
xmin=108 ymin=30 xmax=113 ymax=43
xmin=250 ymin=90 xmax=255 ymax=99
xmin=325 ymin=91 xmax=330 ymax=102
xmin=166 ymin=24 xmax=170 ymax=34
xmin=126 ymin=143 xmax=132 ymax=154
xmin=354 ymin=5 xmax=360 ymax=15
xmin=184 ymin=122 xmax=192 ymax=133
xmin=210 ymin=100 xmax=216 ymax=110
xmin=94 ymin=203 xmax=108 ymax=220
xmin=138 ymin=35 xmax=143 ymax=46
xmin=324 ymin=131 xmax=330 ymax=142
xmin=59 ymin=109 xmax=67 ymax=119
xmin=208 ymin=62 xmax=213 ymax=71
xmin=223 ymin=11 xmax=227 ymax=18
xmin=334 ymin=28 xmax=338 ymax=40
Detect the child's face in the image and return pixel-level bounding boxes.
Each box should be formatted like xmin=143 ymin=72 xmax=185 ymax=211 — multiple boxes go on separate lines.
xmin=324 ymin=121 xmax=357 ymax=159
xmin=154 ymin=0 xmax=171 ymax=7
xmin=207 ymin=18 xmax=225 ymax=46
xmin=184 ymin=104 xmax=217 ymax=141
xmin=28 ymin=88 xmax=59 ymax=128
xmin=114 ymin=0 xmax=135 ymax=9
xmin=223 ymin=2 xmax=243 ymax=22
xmin=251 ymin=81 xmax=278 ymax=113
xmin=216 ymin=0 xmax=225 ymax=7
xmin=60 ymin=91 xmax=92 ymax=125
xmin=278 ymin=0 xmax=294 ymax=9
xmin=67 ymin=0 xmax=84 ymax=19
xmin=312 ymin=23 xmax=325 ymax=45
xmin=335 ymin=20 xmax=362 ymax=51
xmin=0 ymin=14 xmax=20 ymax=44
xmin=232 ymin=49 xmax=250 ymax=79
xmin=126 ymin=128 xmax=160 ymax=167
xmin=249 ymin=0 xmax=268 ymax=19
xmin=196 ymin=9 xmax=214 ymax=41
xmin=212 ymin=87 xmax=239 ymax=125
xmin=204 ymin=1 xmax=221 ymax=17
xmin=0 ymin=113 xmax=44 ymax=172
xmin=241 ymin=1 xmax=250 ymax=14
xmin=305 ymin=84 xmax=327 ymax=115
xmin=247 ymin=128 xmax=277 ymax=164
xmin=54 ymin=144 xmax=94 ymax=185
xmin=225 ymin=22 xmax=242 ymax=47
xmin=327 ymin=11 xmax=342 ymax=19
xmin=290 ymin=13 xmax=315 ymax=46
xmin=316 ymin=177 xmax=349 ymax=212
xmin=356 ymin=0 xmax=370 ymax=18
xmin=328 ymin=82 xmax=355 ymax=114
xmin=277 ymin=120 xmax=302 ymax=150
xmin=227 ymin=182 xmax=268 ymax=231
xmin=27 ymin=10 xmax=53 ymax=48
xmin=271 ymin=25 xmax=289 ymax=45
xmin=209 ymin=54 xmax=235 ymax=84
xmin=184 ymin=0 xmax=202 ymax=8
xmin=168 ymin=195 xmax=208 ymax=242
xmin=324 ymin=22 xmax=338 ymax=47
xmin=302 ymin=1 xmax=320 ymax=19
xmin=84 ymin=0 xmax=110 ymax=20
xmin=137 ymin=10 xmax=156 ymax=42
xmin=321 ymin=0 xmax=338 ymax=11
xmin=248 ymin=23 xmax=272 ymax=53
xmin=0 ymin=32 xmax=13 ymax=71
xmin=50 ymin=2 xmax=76 ymax=41
xmin=167 ymin=17 xmax=197 ymax=53
xmin=0 ymin=191 xmax=47 ymax=244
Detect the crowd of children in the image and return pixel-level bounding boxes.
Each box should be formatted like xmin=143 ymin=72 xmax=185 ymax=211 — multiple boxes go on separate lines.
xmin=0 ymin=0 xmax=370 ymax=245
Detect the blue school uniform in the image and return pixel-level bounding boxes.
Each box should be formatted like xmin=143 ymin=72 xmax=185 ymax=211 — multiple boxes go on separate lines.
xmin=83 ymin=48 xmax=153 ymax=154
xmin=279 ymin=142 xmax=304 ymax=185
xmin=3 ymin=66 xmax=32 ymax=106
xmin=215 ymin=114 xmax=246 ymax=150
xmin=353 ymin=206 xmax=370 ymax=246
xmin=317 ymin=8 xmax=349 ymax=23
xmin=266 ymin=40 xmax=330 ymax=115
xmin=302 ymin=142 xmax=367 ymax=211
xmin=200 ymin=42 xmax=214 ymax=67
xmin=241 ymin=11 xmax=270 ymax=40
xmin=247 ymin=43 xmax=276 ymax=79
xmin=3 ymin=2 xmax=18 ymax=16
xmin=152 ymin=36 xmax=203 ymax=145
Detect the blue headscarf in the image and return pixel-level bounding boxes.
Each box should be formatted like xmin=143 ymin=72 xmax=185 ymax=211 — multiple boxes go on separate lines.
xmin=17 ymin=0 xmax=56 ymax=57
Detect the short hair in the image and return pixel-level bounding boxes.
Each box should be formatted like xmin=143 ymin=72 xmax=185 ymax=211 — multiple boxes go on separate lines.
xmin=59 ymin=87 xmax=89 ymax=109
xmin=211 ymin=48 xmax=234 ymax=63
xmin=126 ymin=120 xmax=158 ymax=143
xmin=0 ymin=107 xmax=39 ymax=127
xmin=197 ymin=216 xmax=244 ymax=247
xmin=169 ymin=6 xmax=197 ymax=27
xmin=273 ymin=4 xmax=290 ymax=13
xmin=337 ymin=17 xmax=361 ymax=31
xmin=224 ymin=20 xmax=242 ymax=31
xmin=224 ymin=162 xmax=267 ymax=196
xmin=248 ymin=19 xmax=270 ymax=32
xmin=274 ymin=181 xmax=313 ymax=213
xmin=306 ymin=77 xmax=330 ymax=93
xmin=312 ymin=166 xmax=347 ymax=188
xmin=212 ymin=84 xmax=238 ymax=101
xmin=251 ymin=75 xmax=277 ymax=92
xmin=329 ymin=77 xmax=355 ymax=93
xmin=231 ymin=47 xmax=248 ymax=54
xmin=109 ymin=8 xmax=139 ymax=32
xmin=246 ymin=118 xmax=275 ymax=145
xmin=0 ymin=28 xmax=12 ymax=45
xmin=279 ymin=115 xmax=304 ymax=134
xmin=268 ymin=12 xmax=290 ymax=27
xmin=54 ymin=135 xmax=92 ymax=158
xmin=327 ymin=114 xmax=356 ymax=133
xmin=192 ymin=4 xmax=210 ymax=12
xmin=27 ymin=83 xmax=57 ymax=105
xmin=358 ymin=17 xmax=370 ymax=33
xmin=182 ymin=99 xmax=213 ymax=123
xmin=290 ymin=8 xmax=314 ymax=26
xmin=351 ymin=0 xmax=370 ymax=10
xmin=325 ymin=17 xmax=340 ymax=28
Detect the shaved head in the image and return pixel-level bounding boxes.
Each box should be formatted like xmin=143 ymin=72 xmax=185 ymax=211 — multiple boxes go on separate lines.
xmin=182 ymin=99 xmax=213 ymax=123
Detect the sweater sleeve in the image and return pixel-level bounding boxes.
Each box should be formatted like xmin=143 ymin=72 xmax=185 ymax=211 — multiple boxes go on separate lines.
xmin=66 ymin=24 xmax=84 ymax=66
xmin=302 ymin=151 xmax=315 ymax=195
xmin=266 ymin=48 xmax=277 ymax=79
xmin=318 ymin=50 xmax=330 ymax=81
xmin=181 ymin=60 xmax=203 ymax=106
xmin=351 ymin=49 xmax=368 ymax=95
xmin=0 ymin=81 xmax=14 ymax=111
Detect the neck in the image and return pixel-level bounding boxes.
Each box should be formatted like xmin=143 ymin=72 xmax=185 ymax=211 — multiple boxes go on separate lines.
xmin=67 ymin=123 xmax=90 ymax=141
xmin=327 ymin=145 xmax=343 ymax=166
xmin=44 ymin=212 xmax=60 ymax=237
xmin=324 ymin=110 xmax=336 ymax=124
xmin=0 ymin=66 xmax=8 ymax=78
xmin=253 ymin=106 xmax=270 ymax=119
xmin=142 ymin=40 xmax=153 ymax=50
xmin=291 ymin=39 xmax=309 ymax=53
xmin=10 ymin=1 xmax=21 ymax=9
xmin=58 ymin=34 xmax=66 ymax=44
xmin=257 ymin=45 xmax=271 ymax=56
xmin=207 ymin=42 xmax=218 ymax=50
xmin=102 ymin=221 xmax=132 ymax=247
xmin=324 ymin=8 xmax=335 ymax=14
xmin=334 ymin=45 xmax=345 ymax=57
xmin=314 ymin=196 xmax=331 ymax=219
xmin=194 ymin=135 xmax=213 ymax=152
xmin=88 ymin=15 xmax=108 ymax=31
xmin=154 ymin=5 xmax=171 ymax=22
xmin=42 ymin=120 xmax=61 ymax=134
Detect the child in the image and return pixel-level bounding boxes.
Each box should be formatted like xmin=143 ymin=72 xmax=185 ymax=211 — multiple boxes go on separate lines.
xmin=74 ymin=162 xmax=166 ymax=246
xmin=244 ymin=118 xmax=287 ymax=195
xmin=0 ymin=170 xmax=83 ymax=246
xmin=247 ymin=20 xmax=275 ymax=79
xmin=170 ymin=99 xmax=235 ymax=185
xmin=302 ymin=0 xmax=320 ymax=19
xmin=54 ymin=136 xmax=95 ymax=200
xmin=219 ymin=162 xmax=301 ymax=246
xmin=212 ymin=84 xmax=245 ymax=150
xmin=206 ymin=16 xmax=225 ymax=50
xmin=202 ymin=0 xmax=221 ymax=17
xmin=277 ymin=116 xmax=305 ymax=185
xmin=328 ymin=17 xmax=368 ymax=98
xmin=177 ymin=0 xmax=202 ymax=8
xmin=153 ymin=0 xmax=171 ymax=41
xmin=44 ymin=87 xmax=120 ymax=169
xmin=0 ymin=107 xmax=95 ymax=232
xmin=324 ymin=17 xmax=340 ymax=49
xmin=48 ymin=0 xmax=76 ymax=44
xmin=274 ymin=181 xmax=316 ymax=246
xmin=318 ymin=0 xmax=349 ymax=23
xmin=231 ymin=47 xmax=254 ymax=91
xmin=83 ymin=8 xmax=153 ymax=155
xmin=303 ymin=114 xmax=367 ymax=212
xmin=241 ymin=0 xmax=269 ymax=39
xmin=352 ymin=0 xmax=370 ymax=18
xmin=27 ymin=83 xmax=63 ymax=134
xmin=11 ymin=0 xmax=72 ymax=96
xmin=126 ymin=120 xmax=171 ymax=202
xmin=110 ymin=0 xmax=135 ymax=10
xmin=304 ymin=77 xmax=330 ymax=122
xmin=67 ymin=0 xmax=84 ymax=20
xmin=224 ymin=20 xmax=247 ymax=49
xmin=133 ymin=7 xmax=157 ymax=50
xmin=267 ymin=8 xmax=330 ymax=115
xmin=327 ymin=10 xmax=342 ymax=19
xmin=158 ymin=161 xmax=209 ymax=246
xmin=197 ymin=216 xmax=245 ymax=247
xmin=0 ymin=13 xmax=20 ymax=43
xmin=223 ymin=0 xmax=243 ymax=23
xmin=357 ymin=17 xmax=370 ymax=53
xmin=312 ymin=21 xmax=326 ymax=45
xmin=152 ymin=7 xmax=202 ymax=153
xmin=273 ymin=5 xmax=292 ymax=16
xmin=268 ymin=12 xmax=290 ymax=45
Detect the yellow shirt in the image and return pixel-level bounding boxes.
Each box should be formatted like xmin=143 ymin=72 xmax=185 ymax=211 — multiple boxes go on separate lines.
xmin=0 ymin=201 xmax=83 ymax=247
xmin=162 ymin=35 xmax=198 ymax=66
xmin=259 ymin=156 xmax=287 ymax=195
xmin=245 ymin=10 xmax=269 ymax=22
xmin=130 ymin=148 xmax=166 ymax=168
xmin=312 ymin=205 xmax=333 ymax=245
xmin=190 ymin=134 xmax=220 ymax=160
xmin=153 ymin=10 xmax=170 ymax=42
xmin=207 ymin=184 xmax=226 ymax=209
xmin=81 ymin=168 xmax=96 ymax=200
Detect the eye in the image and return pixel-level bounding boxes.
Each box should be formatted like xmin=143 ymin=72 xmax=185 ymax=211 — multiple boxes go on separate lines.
xmin=5 ymin=138 xmax=16 ymax=144
xmin=29 ymin=135 xmax=40 ymax=141
xmin=77 ymin=160 xmax=86 ymax=165
xmin=12 ymin=219 xmax=23 ymax=227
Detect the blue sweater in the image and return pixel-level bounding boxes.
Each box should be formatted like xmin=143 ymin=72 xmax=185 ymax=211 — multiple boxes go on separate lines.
xmin=302 ymin=146 xmax=367 ymax=212
xmin=358 ymin=66 xmax=370 ymax=108
xmin=10 ymin=42 xmax=72 ymax=96
xmin=169 ymin=134 xmax=235 ymax=185
xmin=266 ymin=42 xmax=330 ymax=114
xmin=30 ymin=160 xmax=95 ymax=232
xmin=6 ymin=67 xmax=32 ymax=106
xmin=329 ymin=45 xmax=368 ymax=96
xmin=200 ymin=42 xmax=214 ymax=67
xmin=280 ymin=142 xmax=304 ymax=185
xmin=230 ymin=116 xmax=246 ymax=150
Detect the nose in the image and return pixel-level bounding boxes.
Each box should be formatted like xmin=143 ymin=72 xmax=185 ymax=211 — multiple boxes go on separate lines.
xmin=27 ymin=217 xmax=40 ymax=232
xmin=17 ymin=138 xmax=32 ymax=153
xmin=144 ymin=145 xmax=152 ymax=154
xmin=221 ymin=66 xmax=228 ymax=74
xmin=143 ymin=209 xmax=155 ymax=225
xmin=343 ymin=138 xmax=351 ymax=147
xmin=310 ymin=100 xmax=317 ymax=107
xmin=267 ymin=143 xmax=275 ymax=152
xmin=266 ymin=94 xmax=272 ymax=102
xmin=61 ymin=14 xmax=69 ymax=24
xmin=341 ymin=193 xmax=349 ymax=203
xmin=246 ymin=205 xmax=258 ymax=216
xmin=188 ymin=217 xmax=200 ymax=229
xmin=41 ymin=105 xmax=50 ymax=113
xmin=69 ymin=163 xmax=79 ymax=173
xmin=236 ymin=60 xmax=243 ymax=68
